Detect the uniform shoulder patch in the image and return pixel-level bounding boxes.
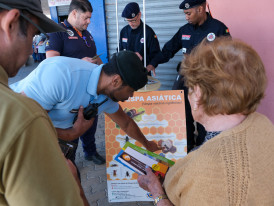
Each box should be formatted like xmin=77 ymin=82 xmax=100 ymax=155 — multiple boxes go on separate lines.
xmin=67 ymin=29 xmax=74 ymax=37
xmin=207 ymin=33 xmax=216 ymax=41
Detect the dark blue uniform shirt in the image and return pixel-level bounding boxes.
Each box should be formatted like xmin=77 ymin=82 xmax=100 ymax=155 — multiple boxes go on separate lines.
xmin=45 ymin=19 xmax=97 ymax=59
xmin=150 ymin=13 xmax=230 ymax=66
xmin=119 ymin=20 xmax=160 ymax=67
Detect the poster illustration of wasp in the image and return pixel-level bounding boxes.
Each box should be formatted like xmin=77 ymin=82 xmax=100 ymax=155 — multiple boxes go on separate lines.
xmin=105 ymin=90 xmax=187 ymax=202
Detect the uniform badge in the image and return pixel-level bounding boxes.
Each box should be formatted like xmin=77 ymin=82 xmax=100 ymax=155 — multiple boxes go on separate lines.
xmin=154 ymin=35 xmax=157 ymax=39
xmin=46 ymin=40 xmax=49 ymax=46
xmin=207 ymin=33 xmax=216 ymax=41
xmin=185 ymin=3 xmax=190 ymax=9
xmin=140 ymin=38 xmax=144 ymax=43
xmin=132 ymin=13 xmax=135 ymax=18
xmin=122 ymin=38 xmax=128 ymax=43
xmin=182 ymin=35 xmax=191 ymax=40
xmin=67 ymin=29 xmax=74 ymax=37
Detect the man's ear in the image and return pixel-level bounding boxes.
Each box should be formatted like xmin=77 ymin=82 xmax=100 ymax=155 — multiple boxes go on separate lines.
xmin=197 ymin=5 xmax=204 ymax=14
xmin=1 ymin=9 xmax=21 ymax=42
xmin=111 ymin=74 xmax=123 ymax=88
xmin=72 ymin=9 xmax=78 ymax=19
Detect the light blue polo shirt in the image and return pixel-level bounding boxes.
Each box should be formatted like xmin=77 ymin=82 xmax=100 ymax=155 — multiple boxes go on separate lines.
xmin=10 ymin=56 xmax=119 ymax=129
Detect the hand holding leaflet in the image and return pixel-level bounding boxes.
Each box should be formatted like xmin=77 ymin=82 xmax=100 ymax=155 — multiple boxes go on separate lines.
xmin=115 ymin=142 xmax=174 ymax=182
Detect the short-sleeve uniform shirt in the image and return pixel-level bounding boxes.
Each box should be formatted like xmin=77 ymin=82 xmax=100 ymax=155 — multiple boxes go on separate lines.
xmin=45 ymin=20 xmax=97 ymax=59
xmin=10 ymin=57 xmax=119 ymax=129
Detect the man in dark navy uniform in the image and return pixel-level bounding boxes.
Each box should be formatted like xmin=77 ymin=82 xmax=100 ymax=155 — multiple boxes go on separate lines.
xmin=45 ymin=0 xmax=105 ymax=165
xmin=147 ymin=0 xmax=230 ymax=152
xmin=119 ymin=2 xmax=160 ymax=76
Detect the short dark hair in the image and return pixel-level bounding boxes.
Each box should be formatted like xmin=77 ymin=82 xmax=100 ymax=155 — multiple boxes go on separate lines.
xmin=68 ymin=0 xmax=93 ymax=14
xmin=0 ymin=8 xmax=29 ymax=37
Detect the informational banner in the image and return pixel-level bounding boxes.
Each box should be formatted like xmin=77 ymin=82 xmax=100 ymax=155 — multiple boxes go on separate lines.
xmin=105 ymin=90 xmax=187 ymax=202
xmin=48 ymin=0 xmax=71 ymax=7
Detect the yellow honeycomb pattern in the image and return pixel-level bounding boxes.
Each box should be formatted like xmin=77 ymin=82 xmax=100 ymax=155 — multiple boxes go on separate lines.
xmin=105 ymin=90 xmax=187 ymax=180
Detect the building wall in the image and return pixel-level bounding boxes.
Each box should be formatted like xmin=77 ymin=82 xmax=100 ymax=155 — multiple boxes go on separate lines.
xmin=41 ymin=0 xmax=51 ymax=17
xmin=208 ymin=0 xmax=274 ymax=123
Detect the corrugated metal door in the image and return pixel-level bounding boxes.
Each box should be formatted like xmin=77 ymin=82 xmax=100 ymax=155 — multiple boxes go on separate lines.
xmin=105 ymin=0 xmax=187 ymax=90
xmin=57 ymin=5 xmax=70 ymax=16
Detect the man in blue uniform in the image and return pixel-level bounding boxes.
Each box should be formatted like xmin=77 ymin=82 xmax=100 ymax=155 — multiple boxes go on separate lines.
xmin=120 ymin=2 xmax=160 ymax=76
xmin=45 ymin=0 xmax=104 ymax=164
xmin=147 ymin=0 xmax=230 ymax=152
xmin=11 ymin=51 xmax=160 ymax=164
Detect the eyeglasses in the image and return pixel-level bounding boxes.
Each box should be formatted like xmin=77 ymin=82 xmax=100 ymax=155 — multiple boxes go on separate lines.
xmin=82 ymin=36 xmax=91 ymax=47
xmin=124 ymin=14 xmax=139 ymax=23
xmin=0 ymin=3 xmax=49 ymax=38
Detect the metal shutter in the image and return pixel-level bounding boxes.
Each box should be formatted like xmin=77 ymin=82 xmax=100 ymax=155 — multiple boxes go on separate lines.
xmin=57 ymin=5 xmax=70 ymax=16
xmin=105 ymin=0 xmax=187 ymax=90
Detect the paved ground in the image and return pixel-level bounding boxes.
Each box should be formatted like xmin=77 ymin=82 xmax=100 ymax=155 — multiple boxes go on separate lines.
xmin=10 ymin=58 xmax=154 ymax=206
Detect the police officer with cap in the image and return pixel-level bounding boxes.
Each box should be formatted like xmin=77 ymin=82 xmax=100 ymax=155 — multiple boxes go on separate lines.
xmin=147 ymin=0 xmax=230 ymax=152
xmin=120 ymin=2 xmax=160 ymax=76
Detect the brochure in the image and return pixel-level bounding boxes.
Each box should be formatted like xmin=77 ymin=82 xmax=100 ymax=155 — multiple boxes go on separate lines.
xmin=115 ymin=142 xmax=175 ymax=182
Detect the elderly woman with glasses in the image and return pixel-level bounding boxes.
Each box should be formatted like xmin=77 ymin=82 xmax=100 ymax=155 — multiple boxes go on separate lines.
xmin=138 ymin=37 xmax=274 ymax=206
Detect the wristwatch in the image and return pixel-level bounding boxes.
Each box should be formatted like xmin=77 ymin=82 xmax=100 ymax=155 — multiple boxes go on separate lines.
xmin=153 ymin=194 xmax=168 ymax=205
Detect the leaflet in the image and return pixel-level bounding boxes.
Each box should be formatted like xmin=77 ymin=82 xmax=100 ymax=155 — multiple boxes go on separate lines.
xmin=115 ymin=142 xmax=174 ymax=182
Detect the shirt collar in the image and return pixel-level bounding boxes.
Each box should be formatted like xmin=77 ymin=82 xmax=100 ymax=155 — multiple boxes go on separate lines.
xmin=0 ymin=65 xmax=9 ymax=88
xmin=87 ymin=64 xmax=104 ymax=99
xmin=63 ymin=19 xmax=73 ymax=28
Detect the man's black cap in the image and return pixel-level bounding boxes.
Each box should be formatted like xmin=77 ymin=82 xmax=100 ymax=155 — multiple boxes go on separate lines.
xmin=121 ymin=2 xmax=140 ymax=19
xmin=179 ymin=0 xmax=206 ymax=10
xmin=112 ymin=51 xmax=148 ymax=91
xmin=0 ymin=0 xmax=66 ymax=34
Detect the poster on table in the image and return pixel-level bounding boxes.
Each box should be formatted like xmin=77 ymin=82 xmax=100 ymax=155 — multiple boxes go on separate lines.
xmin=105 ymin=90 xmax=187 ymax=202
xmin=48 ymin=0 xmax=71 ymax=7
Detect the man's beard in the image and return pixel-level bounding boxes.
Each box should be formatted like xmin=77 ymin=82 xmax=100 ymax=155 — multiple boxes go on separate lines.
xmin=109 ymin=91 xmax=119 ymax=102
xmin=109 ymin=89 xmax=127 ymax=103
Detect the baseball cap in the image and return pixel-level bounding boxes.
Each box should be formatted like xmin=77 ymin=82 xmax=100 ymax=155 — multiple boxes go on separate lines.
xmin=0 ymin=0 xmax=66 ymax=37
xmin=121 ymin=2 xmax=140 ymax=19
xmin=111 ymin=51 xmax=148 ymax=91
xmin=179 ymin=0 xmax=206 ymax=10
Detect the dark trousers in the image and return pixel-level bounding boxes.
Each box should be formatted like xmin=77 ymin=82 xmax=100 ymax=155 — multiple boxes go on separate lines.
xmin=67 ymin=116 xmax=98 ymax=181
xmin=68 ymin=116 xmax=98 ymax=162
xmin=80 ymin=116 xmax=98 ymax=156
xmin=172 ymin=74 xmax=206 ymax=152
